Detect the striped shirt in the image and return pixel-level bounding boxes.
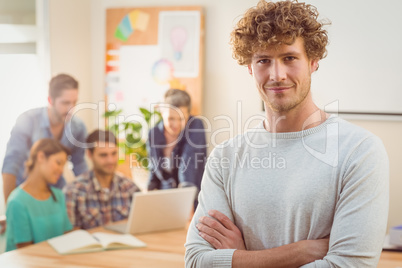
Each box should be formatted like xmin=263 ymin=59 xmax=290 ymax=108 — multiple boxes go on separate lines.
xmin=63 ymin=171 xmax=140 ymax=229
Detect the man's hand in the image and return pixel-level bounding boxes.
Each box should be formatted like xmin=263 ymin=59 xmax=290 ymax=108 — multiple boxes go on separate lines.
xmin=195 ymin=209 xmax=329 ymax=267
xmin=299 ymin=237 xmax=330 ymax=262
xmin=232 ymin=237 xmax=330 ymax=268
xmin=196 ymin=209 xmax=246 ymax=250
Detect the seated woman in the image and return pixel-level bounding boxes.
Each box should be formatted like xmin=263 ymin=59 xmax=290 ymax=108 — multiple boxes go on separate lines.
xmin=147 ymin=89 xmax=207 ymax=209
xmin=5 ymin=138 xmax=73 ymax=251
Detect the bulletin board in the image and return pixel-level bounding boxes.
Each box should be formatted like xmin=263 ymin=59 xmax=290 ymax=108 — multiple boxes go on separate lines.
xmin=105 ymin=6 xmax=204 ymax=118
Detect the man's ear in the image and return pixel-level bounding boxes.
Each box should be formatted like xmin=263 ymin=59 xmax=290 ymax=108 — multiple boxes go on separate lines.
xmin=247 ymin=64 xmax=253 ymax=76
xmin=48 ymin=96 xmax=53 ymax=106
xmin=310 ymin=59 xmax=319 ymax=73
xmin=87 ymin=150 xmax=93 ymax=160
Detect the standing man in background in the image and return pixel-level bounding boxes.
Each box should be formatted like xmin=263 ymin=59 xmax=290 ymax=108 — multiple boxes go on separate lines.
xmin=2 ymin=73 xmax=88 ymax=202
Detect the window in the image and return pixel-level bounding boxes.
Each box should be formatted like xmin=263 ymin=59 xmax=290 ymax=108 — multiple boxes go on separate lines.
xmin=0 ymin=0 xmax=50 ymax=238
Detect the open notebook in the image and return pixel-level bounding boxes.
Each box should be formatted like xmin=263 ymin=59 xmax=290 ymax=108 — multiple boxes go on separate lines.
xmin=47 ymin=230 xmax=146 ymax=255
xmin=48 ymin=230 xmax=146 ymax=255
xmin=105 ymin=187 xmax=197 ymax=234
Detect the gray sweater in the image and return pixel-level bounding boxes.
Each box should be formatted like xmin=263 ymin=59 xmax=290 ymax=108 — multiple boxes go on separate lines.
xmin=185 ymin=116 xmax=389 ymax=267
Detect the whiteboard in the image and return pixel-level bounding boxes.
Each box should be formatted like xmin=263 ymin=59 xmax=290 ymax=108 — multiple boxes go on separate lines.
xmin=306 ymin=0 xmax=402 ymax=115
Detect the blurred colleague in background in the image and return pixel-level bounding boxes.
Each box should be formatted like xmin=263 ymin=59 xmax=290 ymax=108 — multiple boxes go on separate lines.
xmin=147 ymin=89 xmax=207 ymax=209
xmin=6 ymin=138 xmax=72 ymax=251
xmin=64 ymin=129 xmax=140 ymax=229
xmin=2 ymin=74 xmax=88 ymax=203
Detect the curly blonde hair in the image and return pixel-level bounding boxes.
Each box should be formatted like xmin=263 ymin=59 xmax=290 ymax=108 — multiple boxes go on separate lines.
xmin=230 ymin=0 xmax=330 ymax=65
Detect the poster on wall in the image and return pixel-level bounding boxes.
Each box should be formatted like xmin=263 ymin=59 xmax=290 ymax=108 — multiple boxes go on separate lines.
xmin=158 ymin=11 xmax=200 ymax=78
xmin=105 ymin=6 xmax=204 ymax=121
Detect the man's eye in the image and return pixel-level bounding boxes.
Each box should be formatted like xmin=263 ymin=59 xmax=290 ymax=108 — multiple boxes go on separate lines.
xmin=257 ymin=59 xmax=270 ymax=64
xmin=284 ymin=56 xmax=296 ymax=61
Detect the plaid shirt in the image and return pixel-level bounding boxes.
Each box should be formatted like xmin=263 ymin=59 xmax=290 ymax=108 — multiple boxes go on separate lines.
xmin=63 ymin=171 xmax=140 ymax=229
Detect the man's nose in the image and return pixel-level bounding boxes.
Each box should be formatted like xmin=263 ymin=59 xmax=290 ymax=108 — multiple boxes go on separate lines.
xmin=68 ymin=102 xmax=78 ymax=112
xmin=66 ymin=105 xmax=75 ymax=115
xmin=269 ymin=61 xmax=287 ymax=82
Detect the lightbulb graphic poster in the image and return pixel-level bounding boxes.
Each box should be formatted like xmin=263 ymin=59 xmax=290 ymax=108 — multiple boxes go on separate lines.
xmin=158 ymin=11 xmax=200 ymax=78
xmin=106 ymin=7 xmax=204 ymax=116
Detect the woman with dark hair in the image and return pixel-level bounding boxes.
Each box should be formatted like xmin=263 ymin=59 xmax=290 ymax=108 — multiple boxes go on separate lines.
xmin=5 ymin=138 xmax=73 ymax=251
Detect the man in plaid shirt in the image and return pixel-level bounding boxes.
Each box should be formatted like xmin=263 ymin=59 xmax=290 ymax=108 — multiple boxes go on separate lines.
xmin=63 ymin=129 xmax=140 ymax=229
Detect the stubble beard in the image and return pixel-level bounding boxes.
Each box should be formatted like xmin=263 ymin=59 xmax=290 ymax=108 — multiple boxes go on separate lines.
xmin=51 ymin=108 xmax=68 ymax=124
xmin=94 ymin=164 xmax=116 ymax=177
xmin=264 ymin=77 xmax=311 ymax=113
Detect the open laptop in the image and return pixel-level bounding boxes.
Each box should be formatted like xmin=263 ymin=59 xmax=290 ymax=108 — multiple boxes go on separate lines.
xmin=105 ymin=187 xmax=197 ymax=235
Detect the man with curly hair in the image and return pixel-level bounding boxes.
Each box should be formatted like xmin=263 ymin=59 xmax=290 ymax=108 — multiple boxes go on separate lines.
xmin=185 ymin=0 xmax=388 ymax=267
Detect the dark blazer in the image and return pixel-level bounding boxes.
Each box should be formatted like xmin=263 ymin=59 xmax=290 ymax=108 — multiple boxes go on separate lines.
xmin=147 ymin=116 xmax=207 ymax=208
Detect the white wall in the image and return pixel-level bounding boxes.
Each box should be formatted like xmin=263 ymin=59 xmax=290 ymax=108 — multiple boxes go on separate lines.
xmin=49 ymin=0 xmax=93 ymax=130
xmin=49 ymin=0 xmax=402 ymax=231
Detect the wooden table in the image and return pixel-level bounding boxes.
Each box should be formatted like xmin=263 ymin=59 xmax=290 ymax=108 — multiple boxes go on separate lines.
xmin=1 ymin=226 xmax=402 ymax=268
xmin=379 ymin=251 xmax=402 ymax=268
xmin=0 ymin=227 xmax=187 ymax=268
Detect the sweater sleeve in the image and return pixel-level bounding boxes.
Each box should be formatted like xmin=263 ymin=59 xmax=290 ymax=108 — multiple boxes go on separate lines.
xmin=302 ymin=136 xmax=389 ymax=267
xmin=184 ymin=146 xmax=236 ymax=268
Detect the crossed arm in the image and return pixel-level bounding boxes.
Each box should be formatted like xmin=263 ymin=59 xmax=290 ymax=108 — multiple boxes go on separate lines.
xmin=184 ymin=147 xmax=330 ymax=267
xmin=196 ymin=209 xmax=329 ymax=268
xmin=186 ymin=137 xmax=389 ymax=267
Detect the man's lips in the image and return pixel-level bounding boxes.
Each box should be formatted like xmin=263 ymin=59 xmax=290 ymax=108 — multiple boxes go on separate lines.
xmin=266 ymin=85 xmax=293 ymax=92
xmin=104 ymin=164 xmax=116 ymax=169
